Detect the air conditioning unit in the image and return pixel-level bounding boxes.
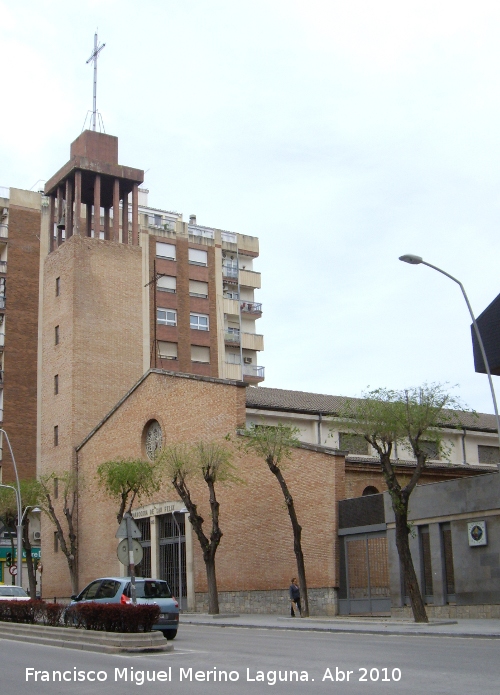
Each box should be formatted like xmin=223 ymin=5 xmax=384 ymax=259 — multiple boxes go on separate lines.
xmin=244 ymin=357 xmax=252 ymax=364
xmin=33 ymin=531 xmax=41 ymax=541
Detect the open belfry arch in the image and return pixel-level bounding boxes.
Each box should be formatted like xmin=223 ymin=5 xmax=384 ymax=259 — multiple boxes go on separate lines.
xmin=44 ymin=130 xmax=143 ymax=249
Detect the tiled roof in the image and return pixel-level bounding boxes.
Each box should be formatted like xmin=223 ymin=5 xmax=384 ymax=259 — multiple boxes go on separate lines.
xmin=245 ymin=386 xmax=498 ymax=432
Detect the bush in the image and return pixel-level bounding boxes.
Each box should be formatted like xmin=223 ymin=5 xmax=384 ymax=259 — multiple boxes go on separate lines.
xmin=0 ymin=600 xmax=45 ymax=624
xmin=65 ymin=603 xmax=160 ymax=632
xmin=44 ymin=602 xmax=66 ymax=627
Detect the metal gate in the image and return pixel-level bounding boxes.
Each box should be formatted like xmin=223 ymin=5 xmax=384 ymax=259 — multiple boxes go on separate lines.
xmin=340 ymin=533 xmax=391 ymax=615
xmin=135 ymin=518 xmax=151 ymax=579
xmin=158 ymin=513 xmax=187 ymax=610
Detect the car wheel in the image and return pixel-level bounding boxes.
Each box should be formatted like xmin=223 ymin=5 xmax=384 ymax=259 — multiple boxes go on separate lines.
xmin=162 ymin=629 xmax=177 ymax=640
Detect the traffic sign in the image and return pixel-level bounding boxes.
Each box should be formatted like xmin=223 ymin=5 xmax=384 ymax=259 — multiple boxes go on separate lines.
xmin=9 ymin=564 xmax=17 ymax=576
xmin=115 ymin=516 xmax=142 ymax=539
xmin=116 ymin=539 xmax=143 ymax=566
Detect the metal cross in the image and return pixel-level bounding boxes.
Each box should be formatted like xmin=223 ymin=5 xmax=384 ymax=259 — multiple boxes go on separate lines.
xmin=86 ymin=32 xmax=106 ymax=132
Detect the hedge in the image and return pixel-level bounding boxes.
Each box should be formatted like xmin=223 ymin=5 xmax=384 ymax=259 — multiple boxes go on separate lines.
xmin=0 ymin=600 xmax=160 ymax=632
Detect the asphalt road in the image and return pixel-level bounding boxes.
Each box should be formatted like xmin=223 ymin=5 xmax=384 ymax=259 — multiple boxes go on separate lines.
xmin=0 ymin=623 xmax=498 ymax=694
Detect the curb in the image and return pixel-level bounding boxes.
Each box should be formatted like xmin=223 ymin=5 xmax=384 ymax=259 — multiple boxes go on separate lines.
xmin=179 ymin=617 xmax=500 ymax=640
xmin=0 ymin=622 xmax=173 ymax=653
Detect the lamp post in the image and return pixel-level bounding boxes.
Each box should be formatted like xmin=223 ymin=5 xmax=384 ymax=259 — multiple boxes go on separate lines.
xmin=399 ymin=254 xmax=500 ymax=453
xmin=171 ymin=507 xmax=188 ymax=610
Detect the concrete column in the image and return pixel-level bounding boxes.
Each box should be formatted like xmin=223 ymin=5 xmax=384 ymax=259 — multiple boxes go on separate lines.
xmin=74 ymin=170 xmax=82 ymax=235
xmin=150 ymin=515 xmax=159 ymax=579
xmin=86 ymin=203 xmax=92 ymax=237
xmin=48 ymin=195 xmax=55 ymax=252
xmin=429 ymin=523 xmax=446 ymax=605
xmin=94 ymin=174 xmax=101 ymax=238
xmin=409 ymin=531 xmax=423 ymax=594
xmin=112 ymin=179 xmax=120 ymax=242
xmin=132 ymin=183 xmax=139 ymax=245
xmin=104 ymin=208 xmax=110 ymax=240
xmin=56 ymin=186 xmax=64 ymax=246
xmin=386 ymin=528 xmax=404 ymax=607
xmin=121 ymin=194 xmax=128 ymax=244
xmin=65 ymin=178 xmax=73 ymax=238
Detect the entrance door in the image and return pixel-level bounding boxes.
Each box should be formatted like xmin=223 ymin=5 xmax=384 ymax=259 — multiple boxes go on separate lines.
xmin=158 ymin=513 xmax=187 ymax=610
xmin=341 ymin=533 xmax=391 ymax=615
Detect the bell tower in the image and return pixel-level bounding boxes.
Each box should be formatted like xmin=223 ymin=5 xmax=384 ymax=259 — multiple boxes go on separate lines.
xmin=39 ymin=132 xmax=146 ymax=598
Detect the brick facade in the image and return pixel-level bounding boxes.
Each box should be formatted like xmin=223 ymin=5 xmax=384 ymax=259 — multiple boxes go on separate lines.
xmin=2 ymin=202 xmax=41 ymax=482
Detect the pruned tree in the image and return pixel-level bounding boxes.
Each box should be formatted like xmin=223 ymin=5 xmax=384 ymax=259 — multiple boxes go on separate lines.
xmin=38 ymin=471 xmax=79 ymax=596
xmin=160 ymin=441 xmax=238 ymax=614
xmin=96 ymin=457 xmax=163 ymax=524
xmin=0 ymin=478 xmax=43 ymax=598
xmin=340 ymin=384 xmax=463 ymax=623
xmin=240 ymin=424 xmax=310 ymax=617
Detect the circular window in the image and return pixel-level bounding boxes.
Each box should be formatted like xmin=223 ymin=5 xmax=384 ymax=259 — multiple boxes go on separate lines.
xmin=145 ymin=420 xmax=163 ymax=460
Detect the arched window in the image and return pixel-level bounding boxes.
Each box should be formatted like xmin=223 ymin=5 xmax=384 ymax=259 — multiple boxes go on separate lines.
xmin=362 ymin=485 xmax=379 ymax=496
xmin=144 ymin=420 xmax=163 ymax=461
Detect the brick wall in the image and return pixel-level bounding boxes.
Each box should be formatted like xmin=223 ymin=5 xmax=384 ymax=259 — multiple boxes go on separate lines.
xmin=71 ymin=371 xmax=345 ymax=612
xmin=2 ymin=204 xmax=41 ymax=482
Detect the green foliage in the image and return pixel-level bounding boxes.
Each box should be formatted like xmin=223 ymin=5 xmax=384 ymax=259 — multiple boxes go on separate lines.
xmin=96 ymin=458 xmax=162 ymax=522
xmin=339 ymin=384 xmax=465 ymax=461
xmin=240 ymin=423 xmax=301 ymax=466
xmin=0 ymin=478 xmax=43 ymax=523
xmin=160 ymin=441 xmax=239 ymax=485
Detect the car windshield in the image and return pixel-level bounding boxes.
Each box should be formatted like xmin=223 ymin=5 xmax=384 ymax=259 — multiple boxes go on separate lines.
xmin=0 ymin=587 xmax=28 ymax=597
xmin=134 ymin=580 xmax=172 ymax=599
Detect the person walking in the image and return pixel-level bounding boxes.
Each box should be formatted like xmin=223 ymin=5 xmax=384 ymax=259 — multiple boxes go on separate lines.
xmin=289 ymin=577 xmax=301 ymax=617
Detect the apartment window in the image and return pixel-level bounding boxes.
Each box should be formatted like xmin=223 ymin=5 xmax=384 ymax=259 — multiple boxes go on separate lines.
xmin=191 ymin=345 xmax=210 ymax=363
xmin=190 ymin=313 xmax=209 ymax=330
xmin=157 ymin=275 xmax=176 ymax=293
xmin=478 ymin=445 xmax=500 ymax=464
xmin=156 ymin=242 xmax=176 ymax=260
xmin=226 ymin=352 xmax=241 ymax=365
xmin=339 ymin=433 xmax=369 ymax=455
xmin=158 ymin=341 xmax=177 ymax=360
xmin=54 ymin=374 xmax=59 ymax=395
xmin=55 ymin=325 xmax=60 ymax=345
xmin=157 ymin=308 xmax=177 ymax=326
xmin=189 ymin=280 xmax=208 ymax=298
xmin=54 ymin=425 xmax=59 ymax=447
xmin=55 ymin=277 xmax=60 ymax=296
xmin=224 ymin=290 xmax=239 ymax=300
xmin=54 ymin=477 xmax=59 ymax=500
xmin=420 ymin=440 xmax=439 ymax=460
xmin=188 ymin=248 xmax=207 ymax=266
xmin=154 ymin=214 xmax=162 ymax=227
xmin=54 ymin=531 xmax=59 ymax=553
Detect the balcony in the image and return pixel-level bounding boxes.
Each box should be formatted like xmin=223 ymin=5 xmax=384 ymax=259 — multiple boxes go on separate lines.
xmin=0 ymin=333 xmax=4 ymax=350
xmin=0 ymin=225 xmax=7 ymax=239
xmin=0 ymin=261 xmax=6 ymax=274
xmin=0 ymin=296 xmax=5 ymax=309
xmin=243 ymin=365 xmax=265 ymax=384
xmin=239 ymin=269 xmax=261 ymax=289
xmin=240 ymin=300 xmax=262 ymax=316
xmin=241 ymin=332 xmax=264 ymax=351
xmin=224 ymin=362 xmax=242 ymax=380
xmin=224 ymin=329 xmax=240 ymax=346
xmin=223 ymin=297 xmax=240 ymax=316
xmin=222 ymin=265 xmax=238 ymax=284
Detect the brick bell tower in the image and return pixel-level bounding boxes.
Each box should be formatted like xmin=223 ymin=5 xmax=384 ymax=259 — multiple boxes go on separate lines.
xmin=38 ymin=131 xmax=146 ymax=598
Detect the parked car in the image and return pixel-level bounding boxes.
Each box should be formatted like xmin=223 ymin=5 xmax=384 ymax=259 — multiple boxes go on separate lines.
xmin=70 ymin=577 xmax=179 ymax=639
xmin=0 ymin=586 xmax=30 ymax=601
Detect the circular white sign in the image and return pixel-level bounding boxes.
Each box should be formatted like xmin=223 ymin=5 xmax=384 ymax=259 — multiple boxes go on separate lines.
xmin=116 ymin=539 xmax=144 ymax=566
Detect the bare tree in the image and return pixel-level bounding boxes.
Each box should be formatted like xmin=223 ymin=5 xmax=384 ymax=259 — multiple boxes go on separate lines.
xmin=340 ymin=384 xmax=463 ymax=623
xmin=240 ymin=423 xmax=310 ymax=617
xmin=160 ymin=441 xmax=238 ymax=614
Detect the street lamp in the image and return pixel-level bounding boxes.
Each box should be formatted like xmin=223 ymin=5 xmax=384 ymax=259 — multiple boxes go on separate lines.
xmin=399 ymin=254 xmax=500 ymax=453
xmin=172 ymin=507 xmax=188 ymax=611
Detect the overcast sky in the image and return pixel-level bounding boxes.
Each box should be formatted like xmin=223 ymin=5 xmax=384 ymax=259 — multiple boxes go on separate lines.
xmin=2 ymin=1 xmax=500 ymax=414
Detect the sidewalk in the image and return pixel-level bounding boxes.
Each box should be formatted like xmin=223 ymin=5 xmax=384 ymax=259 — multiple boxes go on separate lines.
xmin=180 ymin=612 xmax=500 ymax=639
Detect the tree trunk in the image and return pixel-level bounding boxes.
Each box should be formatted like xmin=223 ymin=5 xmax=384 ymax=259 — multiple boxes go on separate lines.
xmin=204 ymin=554 xmax=219 ymax=614
xmin=394 ymin=509 xmax=428 ymax=623
xmin=267 ymin=458 xmax=309 ymax=617
xmin=22 ymin=521 xmax=37 ymax=599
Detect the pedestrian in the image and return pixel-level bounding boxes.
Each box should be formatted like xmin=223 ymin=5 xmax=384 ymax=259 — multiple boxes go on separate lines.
xmin=289 ymin=577 xmax=301 ymax=617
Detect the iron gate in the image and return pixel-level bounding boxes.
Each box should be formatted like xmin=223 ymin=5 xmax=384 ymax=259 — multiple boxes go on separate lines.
xmin=340 ymin=533 xmax=391 ymax=615
xmin=158 ymin=513 xmax=187 ymax=610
